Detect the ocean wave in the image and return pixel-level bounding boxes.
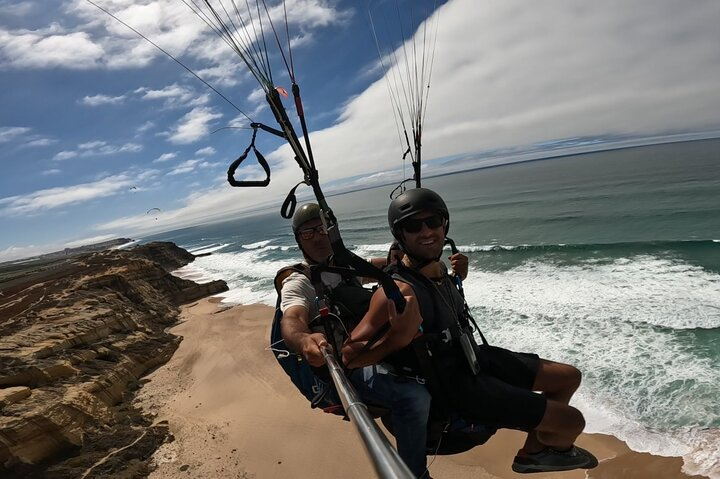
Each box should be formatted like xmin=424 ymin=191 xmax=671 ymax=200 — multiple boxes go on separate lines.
xmin=577 ymin=395 xmax=720 ymax=478
xmin=464 ymin=255 xmax=720 ymax=330
xmin=464 ymin=254 xmax=719 ymax=477
xmin=189 ymin=243 xmax=232 ymax=255
xmin=457 ymin=239 xmax=720 ymax=254
xmin=350 ymin=243 xmax=394 ymax=255
xmin=242 ymin=239 xmax=273 ymax=249
xmin=344 ymin=239 xmax=719 ymax=256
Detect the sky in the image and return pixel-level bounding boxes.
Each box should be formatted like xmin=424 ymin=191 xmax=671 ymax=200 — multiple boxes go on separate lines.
xmin=1 ymin=0 xmax=720 ymax=262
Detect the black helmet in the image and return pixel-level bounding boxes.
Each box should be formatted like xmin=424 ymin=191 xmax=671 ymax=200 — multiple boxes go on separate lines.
xmin=388 ymin=188 xmax=449 ymax=237
xmin=292 ymin=203 xmax=321 ymax=234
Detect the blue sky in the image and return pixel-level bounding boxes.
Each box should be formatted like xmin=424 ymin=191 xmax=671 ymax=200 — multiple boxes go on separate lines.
xmin=1 ymin=0 xmax=720 ymax=262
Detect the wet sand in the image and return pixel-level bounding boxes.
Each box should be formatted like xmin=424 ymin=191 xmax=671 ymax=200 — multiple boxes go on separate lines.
xmin=135 ymin=298 xmax=706 ymax=479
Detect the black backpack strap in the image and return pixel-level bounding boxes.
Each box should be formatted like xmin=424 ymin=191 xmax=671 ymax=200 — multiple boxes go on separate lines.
xmin=274 ymin=263 xmax=311 ymax=295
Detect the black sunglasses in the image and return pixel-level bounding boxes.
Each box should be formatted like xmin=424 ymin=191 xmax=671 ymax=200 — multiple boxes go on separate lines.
xmin=400 ymin=214 xmax=445 ymax=234
xmin=298 ymin=224 xmax=328 ymax=240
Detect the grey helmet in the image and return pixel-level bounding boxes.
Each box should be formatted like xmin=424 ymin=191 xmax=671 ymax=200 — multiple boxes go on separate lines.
xmin=387 ymin=188 xmax=449 ymax=239
xmin=292 ymin=203 xmax=322 ymax=235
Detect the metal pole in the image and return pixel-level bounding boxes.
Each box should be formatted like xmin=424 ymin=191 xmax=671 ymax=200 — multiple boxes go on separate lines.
xmin=321 ymin=346 xmax=414 ymax=479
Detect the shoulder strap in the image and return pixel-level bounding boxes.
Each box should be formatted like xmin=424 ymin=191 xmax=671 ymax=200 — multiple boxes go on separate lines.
xmin=389 ymin=263 xmax=440 ymax=328
xmin=393 ymin=263 xmax=489 ymax=346
xmin=274 ymin=263 xmax=311 ymax=295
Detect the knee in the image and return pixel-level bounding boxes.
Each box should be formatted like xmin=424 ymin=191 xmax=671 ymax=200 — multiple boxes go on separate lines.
xmin=552 ymin=363 xmax=581 ymax=394
xmin=566 ymin=365 xmax=582 ymax=392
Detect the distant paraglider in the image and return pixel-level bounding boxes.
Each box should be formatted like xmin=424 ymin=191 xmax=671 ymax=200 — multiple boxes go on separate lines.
xmin=146 ymin=207 xmax=161 ymax=220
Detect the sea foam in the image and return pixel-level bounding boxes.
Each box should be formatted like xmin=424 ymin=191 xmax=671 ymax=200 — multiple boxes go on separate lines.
xmin=463 ymin=253 xmax=720 ymax=478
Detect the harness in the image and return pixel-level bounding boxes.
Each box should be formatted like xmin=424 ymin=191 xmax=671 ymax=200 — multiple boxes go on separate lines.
xmin=271 ymin=261 xmax=497 ymax=453
xmin=384 ymin=262 xmax=497 ymax=449
xmin=382 ymin=263 xmax=489 ymax=410
xmin=271 ymin=262 xmax=374 ymax=414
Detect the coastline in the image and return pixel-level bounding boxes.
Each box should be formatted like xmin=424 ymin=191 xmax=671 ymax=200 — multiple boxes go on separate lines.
xmin=136 ymin=298 xmax=708 ymax=478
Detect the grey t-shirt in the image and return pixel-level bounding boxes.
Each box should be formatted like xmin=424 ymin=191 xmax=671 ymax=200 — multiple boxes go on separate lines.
xmin=279 ymin=267 xmax=343 ymax=319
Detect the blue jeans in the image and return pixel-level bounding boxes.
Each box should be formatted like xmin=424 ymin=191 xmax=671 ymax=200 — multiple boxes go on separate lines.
xmin=350 ymin=365 xmax=432 ymax=478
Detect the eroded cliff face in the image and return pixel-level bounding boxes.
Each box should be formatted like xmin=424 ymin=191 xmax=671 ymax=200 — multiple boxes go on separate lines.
xmin=0 ymin=242 xmax=228 ymax=478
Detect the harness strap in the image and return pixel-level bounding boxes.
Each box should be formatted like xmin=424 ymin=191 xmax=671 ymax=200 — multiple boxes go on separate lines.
xmin=226 ymin=127 xmax=272 ymax=187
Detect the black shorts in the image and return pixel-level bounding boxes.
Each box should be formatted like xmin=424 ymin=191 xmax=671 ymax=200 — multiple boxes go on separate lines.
xmin=450 ymin=345 xmax=546 ymax=432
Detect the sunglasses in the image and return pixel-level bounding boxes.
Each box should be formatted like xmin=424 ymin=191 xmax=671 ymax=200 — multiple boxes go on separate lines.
xmin=298 ymin=224 xmax=328 ymax=240
xmin=400 ymin=214 xmax=445 ymax=234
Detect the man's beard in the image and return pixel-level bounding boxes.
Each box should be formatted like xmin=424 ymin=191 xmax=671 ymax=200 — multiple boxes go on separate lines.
xmin=402 ymin=241 xmax=442 ymax=263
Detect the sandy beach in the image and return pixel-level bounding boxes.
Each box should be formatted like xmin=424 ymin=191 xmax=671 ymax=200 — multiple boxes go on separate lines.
xmin=135 ymin=297 xmax=707 ymax=479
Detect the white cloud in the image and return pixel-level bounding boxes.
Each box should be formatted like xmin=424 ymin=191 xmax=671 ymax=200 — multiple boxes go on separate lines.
xmin=53 ymin=141 xmax=143 ymax=160
xmin=246 ymin=88 xmax=266 ymax=105
xmin=166 ymin=158 xmax=216 ymax=176
xmin=136 ymin=121 xmax=155 ymax=134
xmin=93 ymin=161 xmax=306 ymax=236
xmin=195 ymin=146 xmax=216 ymax=156
xmin=271 ymin=0 xmax=720 ymax=184
xmin=0 ymin=233 xmax=124 ymax=263
xmin=153 ymin=152 xmax=177 ymax=163
xmin=136 ymin=168 xmax=161 ymax=181
xmin=81 ymin=93 xmax=126 ymax=106
xmin=53 ymin=151 xmax=78 ymax=161
xmin=2 ymin=0 xmax=350 ymax=75
xmin=0 ymin=174 xmax=135 ymax=216
xmin=1 ymin=1 xmax=35 ymax=17
xmin=0 ymin=244 xmax=55 ymax=263
xmin=193 ymin=61 xmax=245 ymax=88
xmin=24 ymin=138 xmax=57 ymax=147
xmin=0 ymin=126 xmax=55 ymax=147
xmin=63 ymin=234 xmax=118 ymax=248
xmin=137 ymin=83 xmax=208 ymax=109
xmin=166 ymin=159 xmax=200 ymax=176
xmin=79 ymin=140 xmax=105 ymax=150
xmin=96 ymin=142 xmax=142 ymax=155
xmin=166 ymin=106 xmax=222 ymax=144
xmin=41 ymin=169 xmax=62 ymax=176
xmin=0 ymin=126 xmax=31 ymax=143
xmin=66 ymin=0 xmax=207 ymax=69
xmin=0 ymin=28 xmax=103 ymax=69
xmin=281 ymin=0 xmax=353 ymax=29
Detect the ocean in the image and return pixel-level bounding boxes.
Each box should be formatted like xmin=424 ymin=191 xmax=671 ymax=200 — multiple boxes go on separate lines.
xmin=147 ymin=138 xmax=720 ymax=478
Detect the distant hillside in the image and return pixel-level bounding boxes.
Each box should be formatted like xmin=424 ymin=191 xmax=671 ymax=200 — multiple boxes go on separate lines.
xmin=0 ymin=238 xmax=135 ymax=287
xmin=1 ymin=238 xmax=134 ymax=265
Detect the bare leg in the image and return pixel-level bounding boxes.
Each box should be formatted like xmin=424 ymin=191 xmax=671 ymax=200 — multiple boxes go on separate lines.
xmin=523 ymin=360 xmax=582 ymax=452
xmin=532 ymin=400 xmax=585 ymax=449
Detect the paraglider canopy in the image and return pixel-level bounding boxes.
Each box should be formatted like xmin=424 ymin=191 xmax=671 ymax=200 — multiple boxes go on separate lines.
xmin=146 ymin=207 xmax=161 ymax=220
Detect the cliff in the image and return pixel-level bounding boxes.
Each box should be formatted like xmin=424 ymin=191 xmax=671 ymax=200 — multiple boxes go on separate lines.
xmin=0 ymin=242 xmax=228 ymax=478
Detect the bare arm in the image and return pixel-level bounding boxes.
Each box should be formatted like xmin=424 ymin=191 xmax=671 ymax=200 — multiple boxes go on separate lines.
xmin=280 ymin=305 xmax=328 ymax=367
xmin=360 ymin=257 xmax=389 ymax=284
xmin=342 ymin=281 xmax=422 ymax=368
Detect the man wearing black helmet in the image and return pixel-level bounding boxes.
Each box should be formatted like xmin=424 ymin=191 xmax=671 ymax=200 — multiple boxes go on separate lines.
xmin=278 ymin=203 xmax=433 ymax=477
xmin=343 ymin=188 xmax=598 ymax=474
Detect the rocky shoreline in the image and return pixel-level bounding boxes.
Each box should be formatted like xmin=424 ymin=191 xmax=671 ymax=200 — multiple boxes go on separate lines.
xmin=0 ymin=242 xmax=228 ymax=478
